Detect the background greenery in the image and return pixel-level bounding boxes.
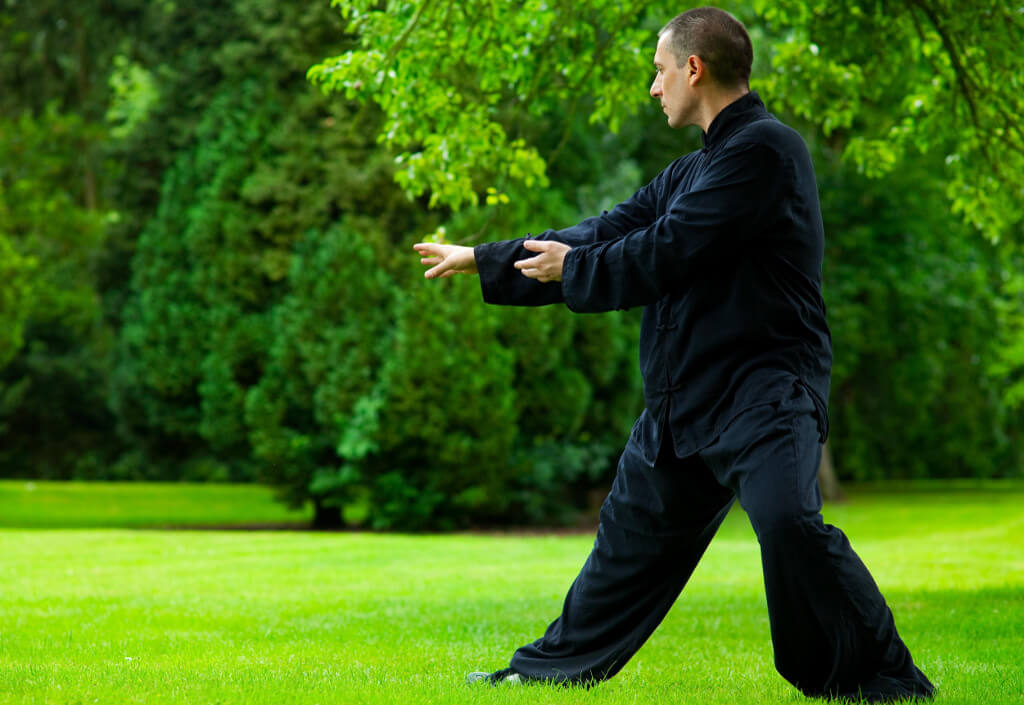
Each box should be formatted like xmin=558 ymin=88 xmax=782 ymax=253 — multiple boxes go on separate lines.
xmin=1 ymin=0 xmax=1021 ymax=529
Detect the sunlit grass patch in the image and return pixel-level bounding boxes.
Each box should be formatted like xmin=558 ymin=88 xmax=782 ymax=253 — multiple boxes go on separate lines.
xmin=0 ymin=480 xmax=310 ymax=529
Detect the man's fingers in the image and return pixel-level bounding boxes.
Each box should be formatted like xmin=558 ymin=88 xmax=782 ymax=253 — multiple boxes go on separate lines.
xmin=425 ymin=261 xmax=453 ymax=279
xmin=417 ymin=242 xmax=450 ymax=278
xmin=514 ymin=255 xmax=543 ymax=270
xmin=522 ymin=239 xmax=550 ymax=252
xmin=413 ymin=242 xmax=443 ymax=256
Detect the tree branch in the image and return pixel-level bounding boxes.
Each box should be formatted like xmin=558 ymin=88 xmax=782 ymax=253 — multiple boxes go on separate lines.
xmin=380 ymin=0 xmax=436 ymax=71
xmin=546 ymin=0 xmax=657 ymax=165
xmin=907 ymin=0 xmax=981 ymax=130
xmin=545 ymin=95 xmax=580 ymax=165
xmin=906 ymin=0 xmax=1001 ymax=176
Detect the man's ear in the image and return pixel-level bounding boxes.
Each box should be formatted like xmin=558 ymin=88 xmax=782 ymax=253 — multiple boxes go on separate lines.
xmin=687 ymin=55 xmax=704 ymax=85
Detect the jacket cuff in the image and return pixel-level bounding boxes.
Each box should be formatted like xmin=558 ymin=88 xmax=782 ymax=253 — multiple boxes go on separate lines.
xmin=560 ymin=246 xmax=585 ymax=312
xmin=474 ymin=240 xmax=522 ymax=305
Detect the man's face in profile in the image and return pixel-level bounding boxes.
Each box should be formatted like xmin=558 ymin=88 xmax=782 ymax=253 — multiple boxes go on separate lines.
xmin=650 ymin=31 xmax=695 ymax=129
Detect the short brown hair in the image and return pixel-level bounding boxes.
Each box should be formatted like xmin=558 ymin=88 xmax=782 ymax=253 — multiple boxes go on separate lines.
xmin=659 ymin=7 xmax=753 ymax=88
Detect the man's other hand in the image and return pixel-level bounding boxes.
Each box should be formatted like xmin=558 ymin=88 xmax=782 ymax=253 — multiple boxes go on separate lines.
xmin=515 ymin=239 xmax=571 ymax=282
xmin=413 ymin=242 xmax=478 ymax=279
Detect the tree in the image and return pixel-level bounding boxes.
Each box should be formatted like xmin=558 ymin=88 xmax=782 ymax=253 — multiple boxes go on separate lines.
xmin=816 ymin=141 xmax=1017 ymax=480
xmin=0 ymin=108 xmax=115 ymax=478
xmin=308 ymin=0 xmax=663 ymax=211
xmin=0 ymin=235 xmax=35 ymax=372
xmin=105 ymin=0 xmax=643 ymax=527
xmin=0 ymin=0 xmax=150 ymax=477
xmin=752 ymin=0 xmax=1023 ymax=241
xmin=310 ymin=1 xmax=1022 ymax=237
xmin=110 ymin=0 xmax=370 ymax=482
xmin=752 ymin=1 xmax=1023 ymax=476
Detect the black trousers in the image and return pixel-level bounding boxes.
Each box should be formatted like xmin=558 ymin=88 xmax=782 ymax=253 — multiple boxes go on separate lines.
xmin=508 ymin=383 xmax=934 ymax=701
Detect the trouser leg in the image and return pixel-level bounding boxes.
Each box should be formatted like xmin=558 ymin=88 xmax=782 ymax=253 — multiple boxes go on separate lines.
xmin=509 ymin=429 xmax=734 ymax=684
xmin=700 ymin=384 xmax=934 ymax=701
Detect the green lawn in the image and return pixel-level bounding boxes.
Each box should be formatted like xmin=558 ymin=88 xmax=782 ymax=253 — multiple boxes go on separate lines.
xmin=0 ymin=480 xmax=310 ymax=529
xmin=1 ymin=482 xmax=1022 ymax=704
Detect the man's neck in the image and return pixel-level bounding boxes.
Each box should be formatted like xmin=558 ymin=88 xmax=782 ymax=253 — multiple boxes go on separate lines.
xmin=696 ymin=87 xmax=750 ymax=133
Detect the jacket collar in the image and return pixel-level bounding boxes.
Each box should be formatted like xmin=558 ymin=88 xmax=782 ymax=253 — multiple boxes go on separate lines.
xmin=701 ymin=90 xmax=766 ymax=148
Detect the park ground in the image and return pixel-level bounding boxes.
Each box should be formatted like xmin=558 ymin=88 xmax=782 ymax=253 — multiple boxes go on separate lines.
xmin=0 ymin=480 xmax=1022 ymax=704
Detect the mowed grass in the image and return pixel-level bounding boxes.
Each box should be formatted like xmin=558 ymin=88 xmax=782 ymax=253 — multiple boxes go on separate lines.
xmin=0 ymin=480 xmax=310 ymax=529
xmin=1 ymin=482 xmax=1023 ymax=704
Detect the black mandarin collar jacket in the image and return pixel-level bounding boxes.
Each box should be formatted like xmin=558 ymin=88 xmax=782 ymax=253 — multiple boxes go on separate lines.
xmin=474 ymin=92 xmax=832 ymax=461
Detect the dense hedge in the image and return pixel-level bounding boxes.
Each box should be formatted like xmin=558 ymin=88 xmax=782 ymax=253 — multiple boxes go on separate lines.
xmin=107 ymin=69 xmax=642 ymax=528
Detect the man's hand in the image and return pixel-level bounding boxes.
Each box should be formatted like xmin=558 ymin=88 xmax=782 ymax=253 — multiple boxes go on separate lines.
xmin=413 ymin=242 xmax=478 ymax=279
xmin=515 ymin=239 xmax=571 ymax=282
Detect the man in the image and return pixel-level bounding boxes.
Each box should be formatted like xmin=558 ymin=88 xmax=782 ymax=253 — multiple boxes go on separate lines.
xmin=413 ymin=7 xmax=934 ymax=702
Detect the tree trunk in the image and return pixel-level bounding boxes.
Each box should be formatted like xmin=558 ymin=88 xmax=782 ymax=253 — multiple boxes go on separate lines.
xmin=311 ymin=500 xmax=344 ymax=529
xmin=817 ymin=440 xmax=845 ymax=502
xmin=76 ymin=16 xmax=98 ymax=210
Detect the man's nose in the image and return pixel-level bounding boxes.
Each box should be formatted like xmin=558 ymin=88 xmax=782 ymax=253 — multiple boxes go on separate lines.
xmin=650 ymin=75 xmax=661 ymax=98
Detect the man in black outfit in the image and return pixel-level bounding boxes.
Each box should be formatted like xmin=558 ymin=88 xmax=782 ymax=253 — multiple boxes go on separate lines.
xmin=414 ymin=7 xmax=934 ymax=702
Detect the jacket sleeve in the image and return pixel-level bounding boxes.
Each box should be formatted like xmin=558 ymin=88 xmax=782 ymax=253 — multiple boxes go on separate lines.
xmin=474 ymin=172 xmax=663 ymax=306
xmin=536 ymin=175 xmax=661 ymax=247
xmin=560 ymin=142 xmax=786 ymax=313
xmin=474 ymin=237 xmax=565 ymax=306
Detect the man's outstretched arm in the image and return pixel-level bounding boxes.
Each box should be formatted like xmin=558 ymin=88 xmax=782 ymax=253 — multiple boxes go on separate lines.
xmin=413 ymin=239 xmax=569 ymax=307
xmin=548 ymin=143 xmax=786 ymax=313
xmin=413 ymin=166 xmax=662 ymax=304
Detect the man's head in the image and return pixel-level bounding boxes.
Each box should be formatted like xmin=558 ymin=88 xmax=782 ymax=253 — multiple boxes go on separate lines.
xmin=650 ymin=7 xmax=753 ymax=129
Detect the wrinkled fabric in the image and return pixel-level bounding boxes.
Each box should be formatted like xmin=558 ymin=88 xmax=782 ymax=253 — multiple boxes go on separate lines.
xmin=474 ymin=91 xmax=832 ymax=460
xmin=509 ymin=383 xmax=933 ymax=701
